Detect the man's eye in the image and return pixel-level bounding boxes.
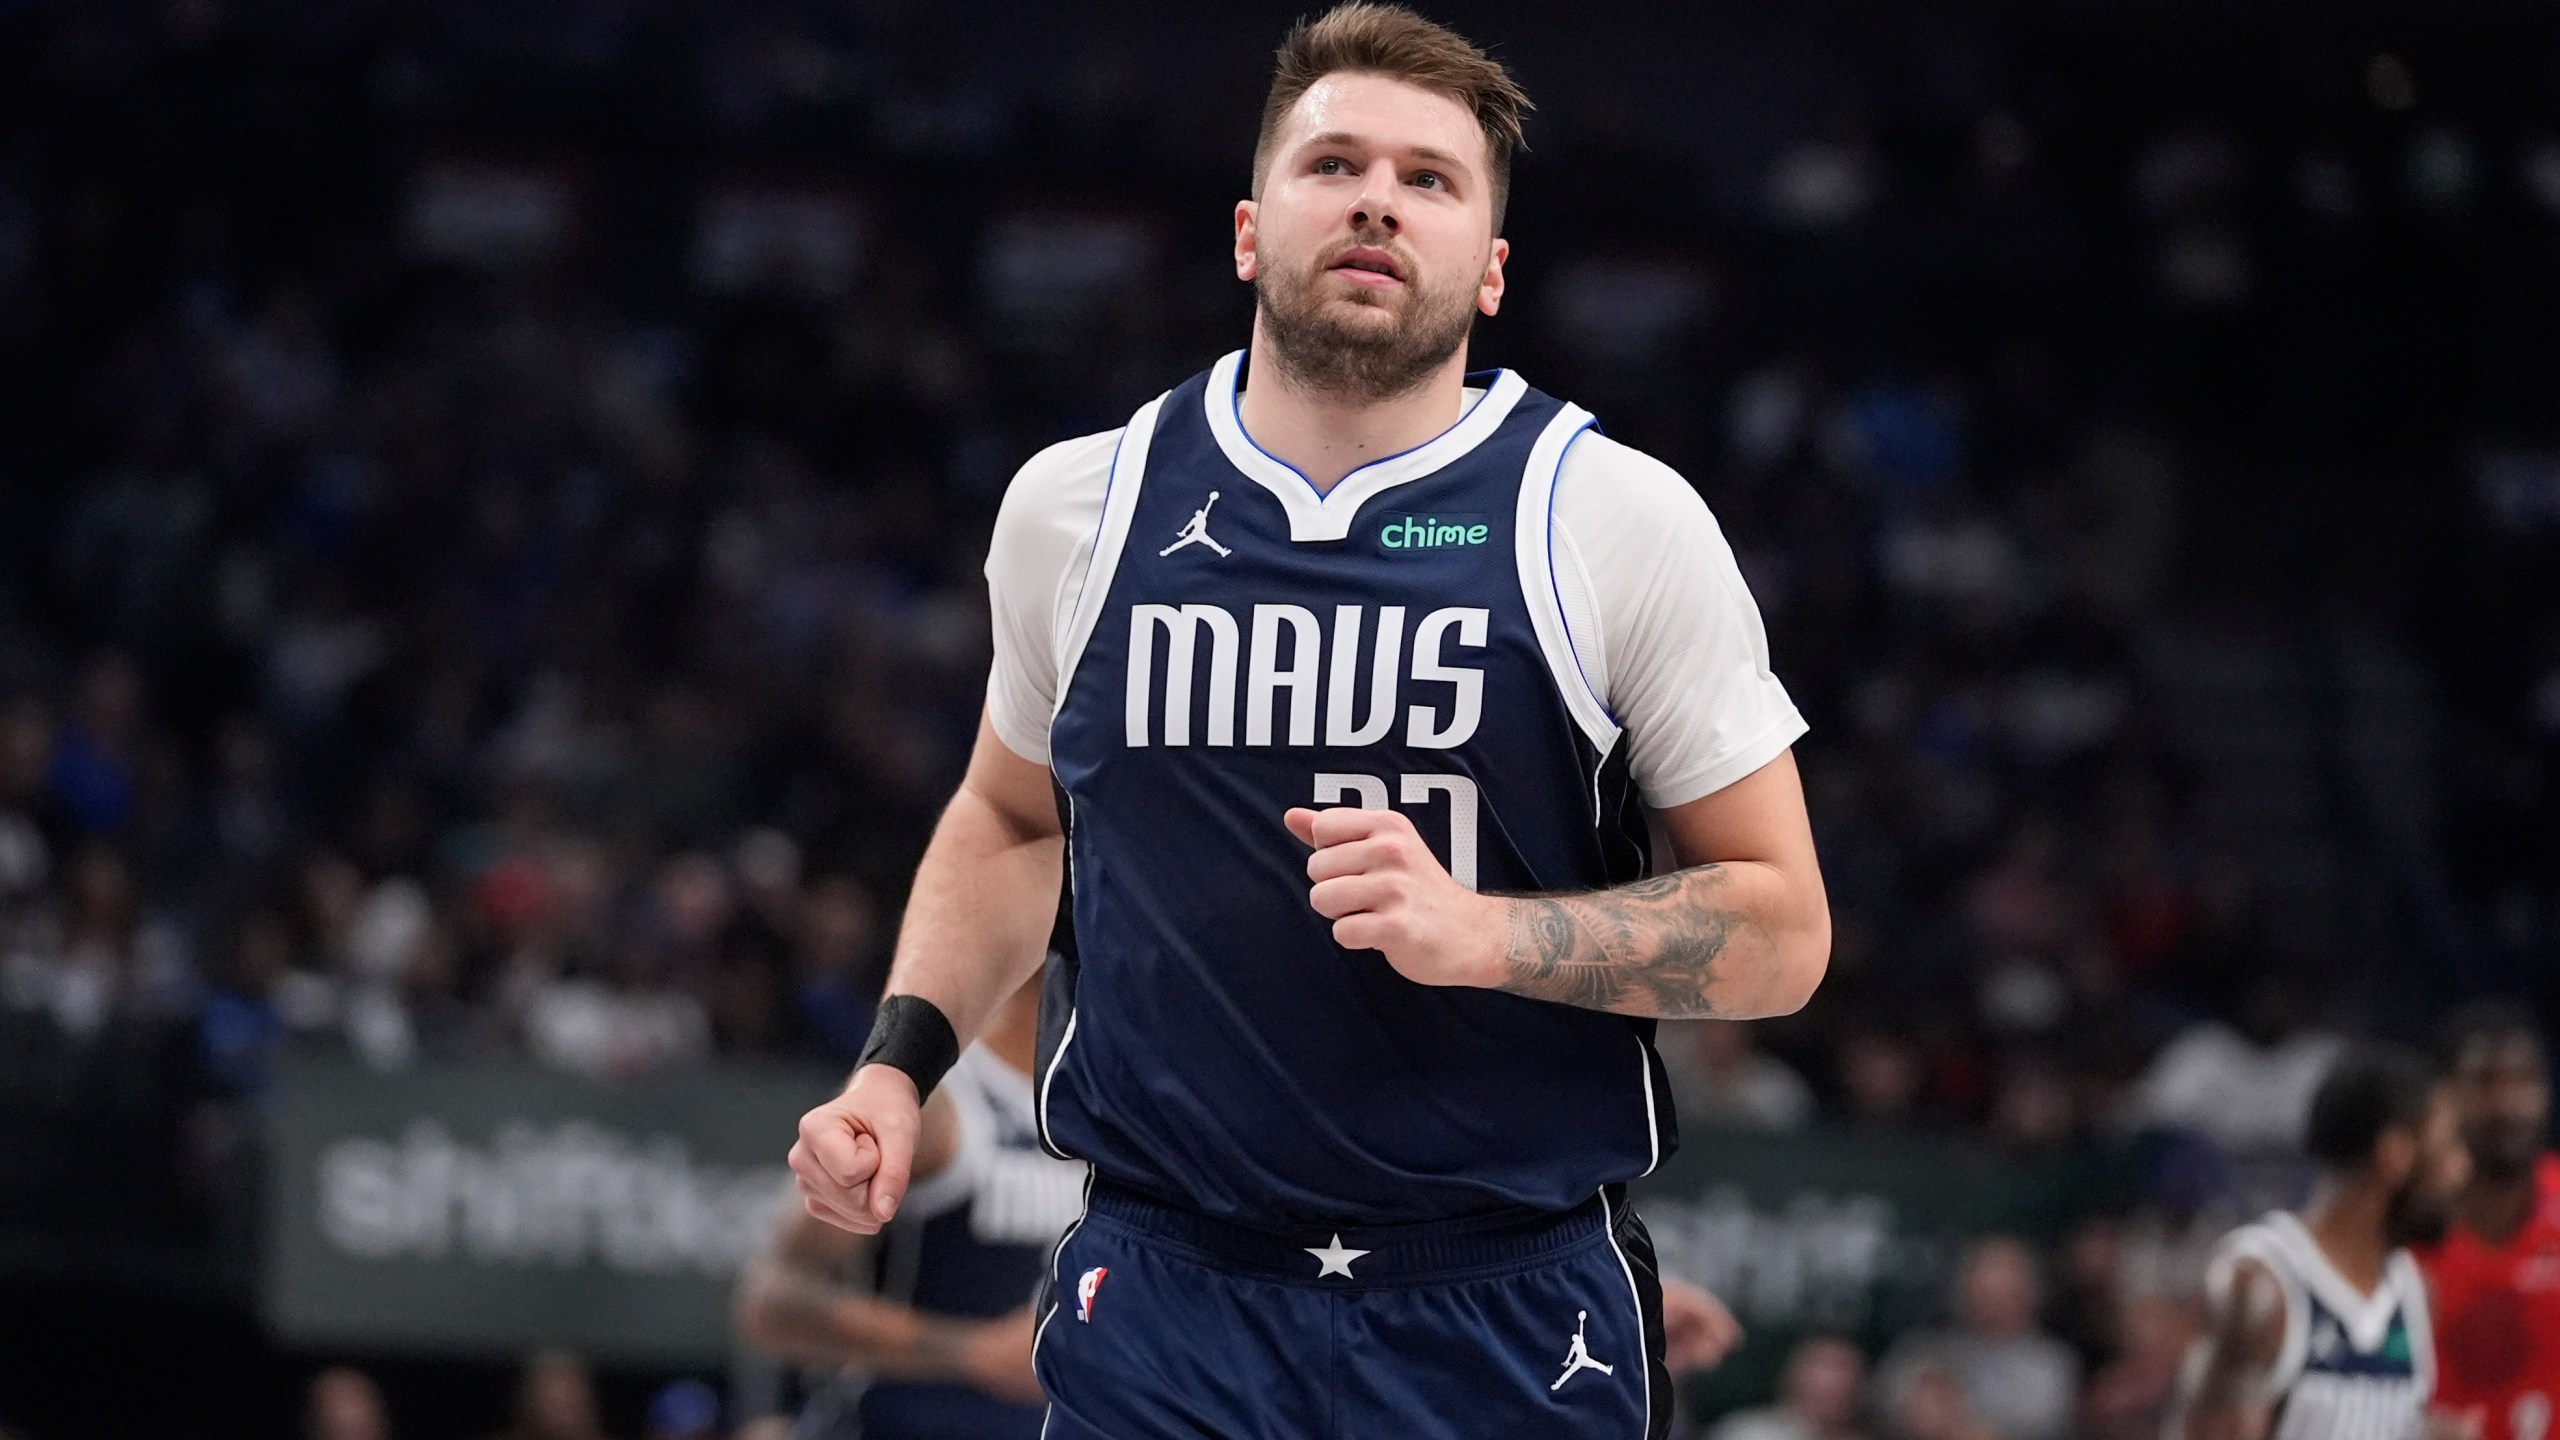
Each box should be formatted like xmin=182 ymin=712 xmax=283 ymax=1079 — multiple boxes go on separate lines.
xmin=1414 ymin=172 xmax=1445 ymax=190
xmin=1316 ymin=157 xmax=1348 ymax=176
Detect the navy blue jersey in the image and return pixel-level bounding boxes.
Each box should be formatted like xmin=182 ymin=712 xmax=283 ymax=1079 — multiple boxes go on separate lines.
xmin=1036 ymin=350 xmax=1672 ymax=1228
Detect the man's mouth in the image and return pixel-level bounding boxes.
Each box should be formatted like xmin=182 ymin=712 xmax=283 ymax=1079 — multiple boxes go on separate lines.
xmin=1327 ymin=247 xmax=1406 ymax=285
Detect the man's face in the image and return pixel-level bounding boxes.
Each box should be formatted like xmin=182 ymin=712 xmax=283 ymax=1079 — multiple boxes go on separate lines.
xmin=2451 ymin=1031 xmax=2550 ymax=1183
xmin=1237 ymin=71 xmax=1507 ymax=398
xmin=2385 ymin=1088 xmax=2474 ymax=1246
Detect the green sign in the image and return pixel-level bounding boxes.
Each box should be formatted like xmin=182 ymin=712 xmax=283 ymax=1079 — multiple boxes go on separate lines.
xmin=264 ymin=1059 xmax=824 ymax=1365
xmin=263 ymin=1060 xmax=2124 ymax=1395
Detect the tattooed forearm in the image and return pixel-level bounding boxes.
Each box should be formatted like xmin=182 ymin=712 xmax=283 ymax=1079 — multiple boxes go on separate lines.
xmin=739 ymin=1260 xmax=987 ymax=1380
xmin=1494 ymin=866 xmax=1755 ymax=1018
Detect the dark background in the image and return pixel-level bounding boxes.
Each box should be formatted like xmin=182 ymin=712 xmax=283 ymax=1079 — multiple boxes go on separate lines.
xmin=0 ymin=0 xmax=2556 ymax=1436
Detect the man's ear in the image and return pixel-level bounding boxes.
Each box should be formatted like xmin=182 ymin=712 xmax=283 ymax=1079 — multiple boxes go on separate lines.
xmin=2374 ymin=1127 xmax=2419 ymax=1188
xmin=1235 ymin=200 xmax=1259 ymax=282
xmin=1477 ymin=237 xmax=1509 ymax=317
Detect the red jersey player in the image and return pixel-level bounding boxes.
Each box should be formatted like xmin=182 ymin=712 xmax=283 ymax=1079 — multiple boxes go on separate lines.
xmin=2420 ymin=1005 xmax=2560 ymax=1440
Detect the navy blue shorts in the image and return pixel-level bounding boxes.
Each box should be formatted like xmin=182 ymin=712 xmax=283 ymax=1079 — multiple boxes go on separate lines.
xmin=1031 ymin=1181 xmax=1672 ymax=1439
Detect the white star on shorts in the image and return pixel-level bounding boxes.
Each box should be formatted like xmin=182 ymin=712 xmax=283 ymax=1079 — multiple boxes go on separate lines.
xmin=1304 ymin=1233 xmax=1372 ymax=1279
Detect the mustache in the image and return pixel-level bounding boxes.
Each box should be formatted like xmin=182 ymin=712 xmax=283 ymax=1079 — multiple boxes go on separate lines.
xmin=1315 ymin=234 xmax=1421 ymax=279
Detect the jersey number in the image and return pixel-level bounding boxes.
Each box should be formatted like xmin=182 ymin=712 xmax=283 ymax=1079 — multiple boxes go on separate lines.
xmin=1313 ymin=772 xmax=1481 ymax=890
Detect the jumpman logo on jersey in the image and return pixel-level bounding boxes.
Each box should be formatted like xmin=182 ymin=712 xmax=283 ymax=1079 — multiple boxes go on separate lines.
xmin=1159 ymin=491 xmax=1232 ymax=557
xmin=1550 ymin=1310 xmax=1615 ymax=1392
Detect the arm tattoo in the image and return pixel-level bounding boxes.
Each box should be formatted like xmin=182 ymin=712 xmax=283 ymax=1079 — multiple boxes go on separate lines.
xmin=1496 ymin=866 xmax=1745 ymax=1018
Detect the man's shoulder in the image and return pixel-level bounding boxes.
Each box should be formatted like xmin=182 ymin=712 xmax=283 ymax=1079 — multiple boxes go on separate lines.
xmin=990 ymin=429 xmax=1123 ymax=558
xmin=1554 ymin=427 xmax=1686 ymax=490
xmin=1006 ymin=427 xmax=1123 ymax=503
xmin=1550 ymin=428 xmax=1723 ymax=539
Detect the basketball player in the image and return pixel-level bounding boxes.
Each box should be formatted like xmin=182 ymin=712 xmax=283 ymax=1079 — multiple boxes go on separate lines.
xmin=788 ymin=5 xmax=1831 ymax=1436
xmin=738 ymin=979 xmax=1085 ymax=1439
xmin=2418 ymin=1006 xmax=2560 ymax=1440
xmin=2174 ymin=1045 xmax=2473 ymax=1440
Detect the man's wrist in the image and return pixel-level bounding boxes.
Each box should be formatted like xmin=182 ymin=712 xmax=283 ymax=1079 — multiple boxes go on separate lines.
xmin=1469 ymin=895 xmax=1524 ymax=990
xmin=855 ymin=994 xmax=962 ymax=1102
xmin=846 ymin=1062 xmax=921 ymax=1102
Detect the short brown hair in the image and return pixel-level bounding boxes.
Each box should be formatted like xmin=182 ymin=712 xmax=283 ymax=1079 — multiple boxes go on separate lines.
xmin=1252 ymin=3 xmax=1532 ymax=230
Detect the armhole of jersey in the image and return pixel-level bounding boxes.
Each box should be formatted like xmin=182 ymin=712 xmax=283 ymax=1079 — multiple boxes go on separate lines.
xmin=1035 ymin=878 xmax=1082 ymax=1162
xmin=1513 ymin=406 xmax=1622 ymax=760
xmin=2217 ymin=1226 xmax=2311 ymax=1399
xmin=1051 ymin=392 xmax=1166 ymax=722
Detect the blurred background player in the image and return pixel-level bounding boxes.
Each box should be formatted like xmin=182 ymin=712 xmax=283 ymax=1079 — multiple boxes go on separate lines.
xmin=2173 ymin=1044 xmax=2472 ymax=1440
xmin=2420 ymin=1005 xmax=2560 ymax=1440
xmin=738 ymin=978 xmax=1078 ymax=1440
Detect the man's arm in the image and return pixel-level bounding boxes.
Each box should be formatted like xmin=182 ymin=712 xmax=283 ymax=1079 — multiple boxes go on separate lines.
xmin=1491 ymin=750 xmax=1827 ymax=1019
xmin=2182 ymin=1256 xmax=2286 ymax=1440
xmin=738 ymin=1092 xmax=1041 ymax=1406
xmin=790 ymin=712 xmax=1060 ymax=1231
xmin=1284 ymin=748 xmax=1828 ymax=1020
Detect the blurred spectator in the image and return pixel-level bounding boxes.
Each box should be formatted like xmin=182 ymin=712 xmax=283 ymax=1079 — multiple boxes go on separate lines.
xmin=490 ymin=1350 xmax=611 ymax=1440
xmin=306 ymin=1366 xmax=390 ymax=1440
xmin=49 ymin=655 xmax=144 ymax=837
xmin=1877 ymin=1237 xmax=2080 ymax=1440
xmin=521 ymin=940 xmax=712 ymax=1079
xmin=197 ymin=908 xmax=294 ymax=1097
xmin=2076 ymin=1295 xmax=2200 ymax=1440
xmin=1708 ymin=1334 xmax=1867 ymax=1440
xmin=792 ymin=874 xmax=882 ymax=1066
xmin=1837 ymin=1026 xmax=1927 ymax=1129
xmin=1663 ymin=1021 xmax=1816 ymax=1132
xmin=2118 ymin=974 xmax=2343 ymax=1152
xmin=1881 ymin=1361 xmax=1999 ymax=1440
xmin=642 ymin=1380 xmax=721 ymax=1440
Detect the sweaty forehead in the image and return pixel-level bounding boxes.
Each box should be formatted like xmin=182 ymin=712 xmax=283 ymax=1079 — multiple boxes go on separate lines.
xmin=1277 ymin=72 xmax=1488 ymax=173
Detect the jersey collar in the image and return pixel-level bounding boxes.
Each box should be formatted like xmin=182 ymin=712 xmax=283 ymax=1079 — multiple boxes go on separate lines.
xmin=2269 ymin=1211 xmax=2410 ymax=1351
xmin=1202 ymin=348 xmax=1528 ymax=542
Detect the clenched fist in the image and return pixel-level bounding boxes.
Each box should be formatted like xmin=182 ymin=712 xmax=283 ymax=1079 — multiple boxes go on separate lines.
xmin=1283 ymin=804 xmax=1505 ymax=987
xmin=790 ymin=1064 xmax=923 ymax=1233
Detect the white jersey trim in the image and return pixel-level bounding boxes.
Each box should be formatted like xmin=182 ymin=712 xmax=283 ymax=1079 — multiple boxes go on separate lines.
xmin=1597 ymin=1188 xmax=1653 ymax=1440
xmin=2266 ymin=1211 xmax=2413 ymax=1352
xmin=1202 ymin=349 xmax=1530 ymax=543
xmin=1051 ymin=393 xmax=1165 ymax=722
xmin=2209 ymin=1222 xmax=2315 ymax=1399
xmin=1514 ymin=404 xmax=1622 ymax=757
xmin=1031 ymin=1169 xmax=1096 ymax=1440
xmin=1636 ymin=1038 xmax=1662 ymax=1178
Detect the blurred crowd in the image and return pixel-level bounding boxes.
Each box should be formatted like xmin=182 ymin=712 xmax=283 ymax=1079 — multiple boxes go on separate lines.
xmin=2 ymin=0 xmax=2558 ymax=1436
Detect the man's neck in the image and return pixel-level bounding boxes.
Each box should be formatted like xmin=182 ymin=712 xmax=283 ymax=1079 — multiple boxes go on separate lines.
xmin=1237 ymin=317 xmax=1472 ymax=494
xmin=2456 ymin=1168 xmax=2539 ymax=1246
xmin=2302 ymin=1177 xmax=2393 ymax=1294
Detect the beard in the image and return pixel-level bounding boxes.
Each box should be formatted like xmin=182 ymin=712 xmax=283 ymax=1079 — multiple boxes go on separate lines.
xmin=1254 ymin=233 xmax=1479 ymax=402
xmin=2463 ymin=1118 xmax=2544 ymax=1183
xmin=2384 ymin=1178 xmax=2456 ymax=1248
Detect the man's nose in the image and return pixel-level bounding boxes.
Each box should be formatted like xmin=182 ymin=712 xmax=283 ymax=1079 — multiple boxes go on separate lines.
xmin=1348 ymin=167 xmax=1401 ymax=235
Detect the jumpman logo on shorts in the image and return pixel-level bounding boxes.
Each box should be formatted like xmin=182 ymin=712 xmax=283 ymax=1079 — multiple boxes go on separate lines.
xmin=1159 ymin=491 xmax=1233 ymax=557
xmin=1550 ymin=1310 xmax=1615 ymax=1391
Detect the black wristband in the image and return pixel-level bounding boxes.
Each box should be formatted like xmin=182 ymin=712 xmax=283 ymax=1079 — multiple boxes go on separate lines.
xmin=856 ymin=995 xmax=962 ymax=1102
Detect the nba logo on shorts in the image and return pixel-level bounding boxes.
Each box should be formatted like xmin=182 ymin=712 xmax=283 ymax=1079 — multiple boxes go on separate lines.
xmin=1076 ymin=1266 xmax=1109 ymax=1323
